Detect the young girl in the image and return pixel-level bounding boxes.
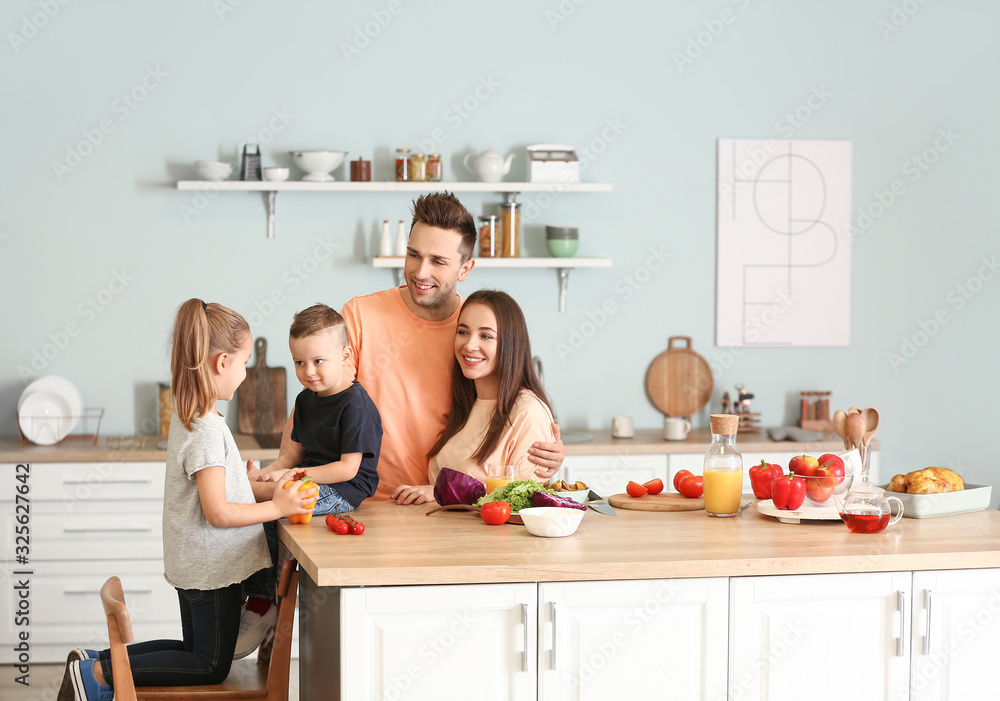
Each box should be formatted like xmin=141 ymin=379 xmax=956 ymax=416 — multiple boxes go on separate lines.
xmin=425 ymin=289 xmax=555 ymax=489
xmin=60 ymin=299 xmax=316 ymax=701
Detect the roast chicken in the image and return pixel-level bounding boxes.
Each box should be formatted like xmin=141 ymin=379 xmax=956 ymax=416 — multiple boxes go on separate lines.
xmin=887 ymin=467 xmax=964 ymax=494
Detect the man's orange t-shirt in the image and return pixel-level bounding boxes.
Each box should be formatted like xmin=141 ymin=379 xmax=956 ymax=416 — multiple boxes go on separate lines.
xmin=341 ymin=287 xmax=462 ymax=500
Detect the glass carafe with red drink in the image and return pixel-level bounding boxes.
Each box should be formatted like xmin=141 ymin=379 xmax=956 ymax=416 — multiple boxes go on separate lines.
xmin=834 ymin=476 xmax=904 ymax=533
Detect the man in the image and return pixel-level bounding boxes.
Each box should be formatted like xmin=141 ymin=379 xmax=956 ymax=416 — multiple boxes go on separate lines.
xmin=278 ymin=192 xmax=563 ymax=505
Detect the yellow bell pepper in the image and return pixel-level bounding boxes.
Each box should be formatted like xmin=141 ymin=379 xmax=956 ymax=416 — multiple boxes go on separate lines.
xmin=284 ymin=476 xmax=317 ymax=524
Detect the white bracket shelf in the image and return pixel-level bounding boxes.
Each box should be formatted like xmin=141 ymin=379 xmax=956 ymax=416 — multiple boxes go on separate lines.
xmin=175 ymin=180 xmax=613 ymax=239
xmin=372 ymin=257 xmax=613 ymax=313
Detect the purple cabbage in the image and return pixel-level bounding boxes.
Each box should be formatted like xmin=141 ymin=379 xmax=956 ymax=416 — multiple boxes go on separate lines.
xmin=433 ymin=467 xmax=487 ymax=506
xmin=531 ymin=491 xmax=587 ymax=511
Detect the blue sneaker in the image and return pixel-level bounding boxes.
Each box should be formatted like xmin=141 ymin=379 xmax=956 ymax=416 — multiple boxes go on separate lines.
xmin=67 ymin=658 xmax=113 ymax=701
xmin=58 ymin=650 xmax=99 ymax=701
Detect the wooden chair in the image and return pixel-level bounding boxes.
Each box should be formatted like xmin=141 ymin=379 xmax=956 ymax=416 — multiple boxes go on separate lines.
xmin=100 ymin=559 xmax=298 ymax=701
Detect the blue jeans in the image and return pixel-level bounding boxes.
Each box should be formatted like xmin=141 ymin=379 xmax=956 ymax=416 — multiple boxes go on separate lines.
xmin=312 ymin=484 xmax=355 ymax=516
xmin=96 ymin=581 xmax=244 ymax=687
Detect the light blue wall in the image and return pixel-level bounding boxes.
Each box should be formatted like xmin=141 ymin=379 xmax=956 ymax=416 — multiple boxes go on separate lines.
xmin=3 ymin=1 xmax=997 ymax=500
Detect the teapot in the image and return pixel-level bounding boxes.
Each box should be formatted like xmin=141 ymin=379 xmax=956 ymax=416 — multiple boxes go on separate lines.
xmin=833 ymin=476 xmax=904 ymax=533
xmin=463 ymin=147 xmax=514 ymax=183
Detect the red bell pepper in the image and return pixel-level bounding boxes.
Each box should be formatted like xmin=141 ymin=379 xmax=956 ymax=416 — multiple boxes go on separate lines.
xmin=771 ymin=473 xmax=806 ymax=510
xmin=748 ymin=460 xmax=783 ymax=499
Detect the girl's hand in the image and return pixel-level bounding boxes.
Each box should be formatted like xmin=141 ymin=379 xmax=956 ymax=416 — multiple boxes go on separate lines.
xmin=272 ymin=469 xmax=319 ymax=517
xmin=391 ymin=483 xmax=434 ymax=505
xmin=530 ymin=422 xmax=564 ymax=478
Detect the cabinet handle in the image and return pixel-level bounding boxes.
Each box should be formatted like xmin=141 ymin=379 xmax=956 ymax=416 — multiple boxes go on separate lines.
xmin=549 ymin=602 xmax=558 ymax=670
xmin=63 ymin=527 xmax=154 ymax=534
xmin=521 ymin=603 xmax=528 ymax=673
xmin=65 ymin=588 xmax=153 ymax=596
xmin=61 ymin=479 xmax=153 ymax=485
xmin=895 ymin=591 xmax=906 ymax=657
xmin=922 ymin=589 xmax=933 ymax=656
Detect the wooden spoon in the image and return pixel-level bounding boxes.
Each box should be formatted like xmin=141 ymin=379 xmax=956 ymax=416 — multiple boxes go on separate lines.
xmin=845 ymin=412 xmax=865 ymax=452
xmin=862 ymin=407 xmax=880 ymax=447
xmin=832 ymin=410 xmax=850 ymax=450
xmin=849 ymin=407 xmax=862 ymax=415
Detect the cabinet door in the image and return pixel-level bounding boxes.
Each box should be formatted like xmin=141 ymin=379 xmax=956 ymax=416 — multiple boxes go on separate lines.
xmin=341 ymin=583 xmax=536 ymax=701
xmin=910 ymin=568 xmax=1000 ymax=700
xmin=538 ymin=578 xmax=728 ymax=700
xmin=562 ymin=455 xmax=667 ymax=496
xmin=731 ymin=572 xmax=911 ymax=701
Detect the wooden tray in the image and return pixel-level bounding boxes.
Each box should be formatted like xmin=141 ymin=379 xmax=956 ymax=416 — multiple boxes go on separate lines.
xmin=608 ymin=493 xmax=705 ymax=512
xmin=645 ymin=336 xmax=713 ymax=418
xmin=425 ymin=503 xmax=524 ymax=525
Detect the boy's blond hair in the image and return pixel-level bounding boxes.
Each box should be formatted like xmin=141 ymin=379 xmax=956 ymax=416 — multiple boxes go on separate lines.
xmin=290 ymin=304 xmax=348 ymax=346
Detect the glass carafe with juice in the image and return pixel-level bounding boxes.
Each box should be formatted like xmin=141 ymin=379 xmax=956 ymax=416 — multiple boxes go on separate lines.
xmin=703 ymin=414 xmax=743 ymax=517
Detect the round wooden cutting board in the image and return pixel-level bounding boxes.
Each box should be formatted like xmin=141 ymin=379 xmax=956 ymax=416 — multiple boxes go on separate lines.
xmin=645 ymin=336 xmax=713 ymax=418
xmin=608 ymin=493 xmax=705 ymax=512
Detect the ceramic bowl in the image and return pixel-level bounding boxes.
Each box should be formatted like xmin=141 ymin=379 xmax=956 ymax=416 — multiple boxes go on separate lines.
xmin=18 ymin=390 xmax=74 ymax=445
xmin=290 ymin=151 xmax=347 ymax=182
xmin=518 ymin=506 xmax=585 ymax=537
xmin=194 ymin=160 xmax=232 ymax=181
xmin=547 ymin=239 xmax=579 ymax=257
xmin=262 ymin=166 xmax=290 ymax=182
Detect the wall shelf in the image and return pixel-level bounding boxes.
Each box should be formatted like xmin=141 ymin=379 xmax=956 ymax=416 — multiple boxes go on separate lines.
xmin=372 ymin=257 xmax=613 ymax=313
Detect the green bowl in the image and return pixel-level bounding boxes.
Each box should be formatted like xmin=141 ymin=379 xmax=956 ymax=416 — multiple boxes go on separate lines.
xmin=547 ymin=239 xmax=579 ymax=257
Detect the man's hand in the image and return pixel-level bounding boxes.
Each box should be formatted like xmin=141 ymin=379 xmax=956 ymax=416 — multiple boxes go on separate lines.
xmin=246 ymin=458 xmax=263 ymax=481
xmin=390 ymin=483 xmax=435 ymax=506
xmin=530 ymin=422 xmax=564 ymax=479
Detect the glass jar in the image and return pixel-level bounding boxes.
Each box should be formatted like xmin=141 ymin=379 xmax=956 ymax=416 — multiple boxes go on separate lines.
xmin=410 ymin=153 xmax=427 ymax=182
xmin=703 ymin=414 xmax=743 ymax=517
xmin=395 ymin=148 xmax=411 ymax=182
xmin=478 ymin=215 xmax=498 ymax=258
xmin=498 ymin=201 xmax=521 ymax=257
xmin=426 ymin=153 xmax=442 ymax=182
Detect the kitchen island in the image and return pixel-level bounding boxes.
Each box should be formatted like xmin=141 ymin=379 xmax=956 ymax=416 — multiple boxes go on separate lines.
xmin=279 ymin=501 xmax=1000 ymax=701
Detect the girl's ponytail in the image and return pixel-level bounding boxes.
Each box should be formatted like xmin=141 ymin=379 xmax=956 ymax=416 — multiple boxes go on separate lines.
xmin=170 ymin=299 xmax=250 ymax=431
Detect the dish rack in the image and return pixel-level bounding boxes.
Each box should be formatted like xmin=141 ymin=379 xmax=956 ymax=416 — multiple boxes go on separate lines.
xmin=16 ymin=407 xmax=105 ymax=446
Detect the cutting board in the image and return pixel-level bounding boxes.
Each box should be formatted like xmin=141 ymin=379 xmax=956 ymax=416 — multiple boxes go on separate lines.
xmin=237 ymin=337 xmax=286 ymax=448
xmin=645 ymin=336 xmax=713 ymax=418
xmin=608 ymin=493 xmax=705 ymax=512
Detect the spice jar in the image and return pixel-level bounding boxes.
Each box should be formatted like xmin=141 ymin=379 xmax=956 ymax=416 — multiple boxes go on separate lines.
xmin=350 ymin=157 xmax=371 ymax=182
xmin=395 ymin=148 xmax=411 ymax=181
xmin=478 ymin=215 xmax=498 ymax=258
xmin=499 ymin=201 xmax=521 ymax=257
xmin=427 ymin=153 xmax=443 ymax=182
xmin=410 ymin=153 xmax=427 ymax=182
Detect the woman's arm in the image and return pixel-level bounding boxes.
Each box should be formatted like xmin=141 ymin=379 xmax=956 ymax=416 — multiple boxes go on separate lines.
xmin=196 ymin=466 xmax=315 ymax=528
xmin=529 ymin=422 xmax=564 ymax=479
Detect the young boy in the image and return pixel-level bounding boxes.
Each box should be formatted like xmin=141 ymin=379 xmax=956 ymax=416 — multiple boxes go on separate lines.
xmin=237 ymin=304 xmax=382 ymax=657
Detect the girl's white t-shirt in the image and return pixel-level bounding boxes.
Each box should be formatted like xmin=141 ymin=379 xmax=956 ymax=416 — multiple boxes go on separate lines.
xmin=162 ymin=412 xmax=270 ymax=590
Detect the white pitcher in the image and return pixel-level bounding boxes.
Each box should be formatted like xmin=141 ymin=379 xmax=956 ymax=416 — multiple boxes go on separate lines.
xmin=463 ymin=147 xmax=514 ymax=183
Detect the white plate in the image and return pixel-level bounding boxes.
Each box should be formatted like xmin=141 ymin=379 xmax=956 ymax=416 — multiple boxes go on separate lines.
xmin=19 ymin=375 xmax=83 ymax=434
xmin=18 ymin=390 xmax=74 ymax=445
xmin=756 ymin=498 xmax=843 ymax=524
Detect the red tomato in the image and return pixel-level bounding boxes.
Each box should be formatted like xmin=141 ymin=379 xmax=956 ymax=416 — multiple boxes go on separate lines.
xmin=326 ymin=515 xmax=350 ymax=535
xmin=350 ymin=521 xmax=365 ymax=535
xmin=677 ymin=474 xmax=704 ymax=499
xmin=672 ymin=470 xmax=693 ymax=491
xmin=481 ymin=501 xmax=512 ymax=525
xmin=626 ymin=481 xmax=648 ymax=498
xmin=642 ymin=478 xmax=664 ymax=495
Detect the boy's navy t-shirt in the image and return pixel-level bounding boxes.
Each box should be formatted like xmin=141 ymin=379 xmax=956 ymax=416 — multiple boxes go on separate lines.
xmin=290 ymin=381 xmax=382 ymax=507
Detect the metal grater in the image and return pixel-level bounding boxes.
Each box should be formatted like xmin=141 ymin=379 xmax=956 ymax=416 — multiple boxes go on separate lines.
xmin=241 ymin=144 xmax=262 ymax=181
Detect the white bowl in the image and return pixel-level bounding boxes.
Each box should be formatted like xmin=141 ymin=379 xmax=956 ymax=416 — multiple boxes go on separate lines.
xmin=18 ymin=390 xmax=74 ymax=445
xmin=20 ymin=375 xmax=83 ymax=435
xmin=195 ymin=160 xmax=232 ymax=181
xmin=554 ymin=490 xmax=589 ymax=505
xmin=262 ymin=167 xmax=290 ymax=182
xmin=518 ymin=507 xmax=585 ymax=538
xmin=290 ymin=151 xmax=347 ymax=182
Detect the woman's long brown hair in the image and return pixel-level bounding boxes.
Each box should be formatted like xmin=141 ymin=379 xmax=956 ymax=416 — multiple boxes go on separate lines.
xmin=429 ymin=290 xmax=551 ymax=464
xmin=170 ymin=299 xmax=250 ymax=431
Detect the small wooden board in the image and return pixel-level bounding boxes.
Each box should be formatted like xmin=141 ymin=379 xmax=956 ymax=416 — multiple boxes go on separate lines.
xmin=237 ymin=337 xmax=287 ymax=445
xmin=608 ymin=493 xmax=705 ymax=512
xmin=645 ymin=336 xmax=713 ymax=418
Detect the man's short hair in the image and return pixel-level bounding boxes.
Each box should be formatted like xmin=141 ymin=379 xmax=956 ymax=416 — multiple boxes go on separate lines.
xmin=410 ymin=191 xmax=478 ymax=261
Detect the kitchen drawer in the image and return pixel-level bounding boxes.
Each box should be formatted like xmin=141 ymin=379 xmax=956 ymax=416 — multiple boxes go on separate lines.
xmin=0 ymin=559 xmax=181 ymax=664
xmin=562 ymin=454 xmax=667 ymax=496
xmin=1 ymin=499 xmax=163 ymax=562
xmin=0 ymin=462 xmax=164 ymax=503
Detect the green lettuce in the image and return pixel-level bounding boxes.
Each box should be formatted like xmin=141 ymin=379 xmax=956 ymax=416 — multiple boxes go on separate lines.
xmin=476 ymin=480 xmax=554 ymax=513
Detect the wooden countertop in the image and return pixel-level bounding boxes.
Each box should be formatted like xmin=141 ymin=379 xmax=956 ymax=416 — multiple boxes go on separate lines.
xmin=0 ymin=428 xmax=864 ymax=463
xmin=279 ymin=500 xmax=1000 ymax=588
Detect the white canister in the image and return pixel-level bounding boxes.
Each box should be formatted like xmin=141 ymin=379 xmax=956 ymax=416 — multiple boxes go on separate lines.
xmin=611 ymin=416 xmax=634 ymax=439
xmin=664 ymin=417 xmax=692 ymax=441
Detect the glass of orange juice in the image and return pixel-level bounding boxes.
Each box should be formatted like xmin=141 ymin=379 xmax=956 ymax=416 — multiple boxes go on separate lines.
xmin=486 ymin=464 xmax=515 ymax=494
xmin=703 ymin=467 xmax=743 ymax=517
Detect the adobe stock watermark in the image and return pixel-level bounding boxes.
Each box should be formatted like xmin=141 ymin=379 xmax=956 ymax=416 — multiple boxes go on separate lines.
xmin=17 ymin=269 xmax=135 ymax=382
xmin=340 ymin=0 xmax=403 ymax=63
xmin=720 ymin=617 xmax=806 ymax=701
xmin=887 ymin=254 xmax=998 ymax=372
xmin=383 ymin=612 xmax=474 ymax=700
xmin=52 ymin=65 xmax=168 ymax=182
xmin=877 ymin=0 xmax=931 ymax=40
xmin=414 ymin=75 xmax=502 ymax=154
xmin=242 ymin=235 xmax=340 ymax=328
xmin=849 ymin=127 xmax=959 ymax=241
xmin=213 ymin=0 xmax=246 ymax=20
xmin=672 ymin=0 xmax=753 ymax=73
xmin=545 ymin=0 xmax=588 ymax=31
xmin=7 ymin=0 xmax=71 ymax=54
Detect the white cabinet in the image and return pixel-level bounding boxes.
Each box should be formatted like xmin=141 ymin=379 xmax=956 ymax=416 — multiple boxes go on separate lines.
xmin=538 ymin=578 xmax=728 ymax=700
xmin=561 ymin=454 xmax=667 ymax=496
xmin=909 ymin=568 xmax=1000 ymax=700
xmin=730 ymin=572 xmax=911 ymax=701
